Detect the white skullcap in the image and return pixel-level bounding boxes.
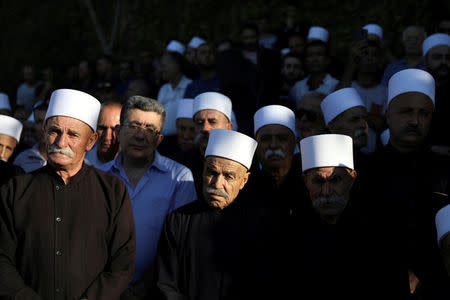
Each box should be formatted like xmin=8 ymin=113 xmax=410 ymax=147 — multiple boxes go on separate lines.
xmin=422 ymin=33 xmax=450 ymax=57
xmin=0 ymin=93 xmax=11 ymax=111
xmin=436 ymin=204 xmax=450 ymax=247
xmin=388 ymin=68 xmax=435 ymax=106
xmin=205 ymin=128 xmax=257 ymax=170
xmin=363 ymin=24 xmax=383 ymax=39
xmin=188 ymin=36 xmax=207 ymax=49
xmin=176 ymin=98 xmax=194 ymax=120
xmin=0 ymin=115 xmax=23 ymax=142
xmin=380 ymin=128 xmax=390 ymax=146
xmin=300 ymin=134 xmax=354 ymax=172
xmin=193 ymin=92 xmax=232 ymax=121
xmin=321 ymin=88 xmax=366 ymax=125
xmin=307 ymin=26 xmax=329 ymax=43
xmin=281 ymin=48 xmax=290 ymax=56
xmin=253 ymin=105 xmax=296 ymax=136
xmin=166 ymin=40 xmax=186 ymax=55
xmin=45 ymin=89 xmax=101 ymax=131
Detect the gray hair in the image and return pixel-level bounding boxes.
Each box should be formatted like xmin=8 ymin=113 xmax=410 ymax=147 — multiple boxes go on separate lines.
xmin=120 ymin=96 xmax=166 ymax=130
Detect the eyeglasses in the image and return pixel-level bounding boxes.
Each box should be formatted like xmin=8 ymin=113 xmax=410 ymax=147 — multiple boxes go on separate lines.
xmin=295 ymin=109 xmax=319 ymax=122
xmin=123 ymin=122 xmax=160 ymax=137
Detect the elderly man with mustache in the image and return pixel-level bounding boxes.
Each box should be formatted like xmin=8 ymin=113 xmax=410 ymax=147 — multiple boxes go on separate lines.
xmin=356 ymin=68 xmax=450 ymax=299
xmin=0 ymin=89 xmax=136 ymax=300
xmin=152 ymin=129 xmax=282 ymax=299
xmin=284 ymin=134 xmax=408 ymax=299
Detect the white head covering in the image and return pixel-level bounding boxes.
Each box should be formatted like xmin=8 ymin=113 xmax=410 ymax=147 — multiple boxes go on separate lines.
xmin=436 ymin=204 xmax=450 ymax=247
xmin=307 ymin=26 xmax=329 ymax=43
xmin=253 ymin=105 xmax=296 ymax=136
xmin=363 ymin=24 xmax=383 ymax=39
xmin=176 ymin=98 xmax=194 ymax=120
xmin=380 ymin=128 xmax=390 ymax=146
xmin=193 ymin=92 xmax=232 ymax=121
xmin=166 ymin=40 xmax=186 ymax=55
xmin=0 ymin=115 xmax=23 ymax=142
xmin=422 ymin=33 xmax=450 ymax=57
xmin=0 ymin=93 xmax=11 ymax=111
xmin=205 ymin=129 xmax=257 ymax=170
xmin=388 ymin=68 xmax=435 ymax=106
xmin=300 ymin=134 xmax=354 ymax=172
xmin=281 ymin=48 xmax=291 ymax=56
xmin=188 ymin=36 xmax=207 ymax=49
xmin=45 ymin=89 xmax=101 ymax=131
xmin=321 ymin=88 xmax=366 ymax=125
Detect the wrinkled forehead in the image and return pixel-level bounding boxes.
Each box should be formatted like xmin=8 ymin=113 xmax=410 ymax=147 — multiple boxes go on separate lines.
xmin=194 ymin=109 xmax=228 ymax=121
xmin=205 ymin=155 xmax=247 ymax=173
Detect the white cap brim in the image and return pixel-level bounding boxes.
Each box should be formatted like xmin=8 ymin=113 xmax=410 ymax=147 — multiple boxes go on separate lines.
xmin=166 ymin=40 xmax=186 ymax=55
xmin=205 ymin=129 xmax=257 ymax=170
xmin=193 ymin=92 xmax=232 ymax=121
xmin=300 ymin=134 xmax=354 ymax=172
xmin=307 ymin=26 xmax=329 ymax=42
xmin=188 ymin=36 xmax=207 ymax=49
xmin=321 ymin=88 xmax=366 ymax=125
xmin=45 ymin=89 xmax=101 ymax=131
xmin=422 ymin=33 xmax=450 ymax=57
xmin=0 ymin=115 xmax=23 ymax=142
xmin=254 ymin=105 xmax=296 ymax=136
xmin=363 ymin=24 xmax=383 ymax=39
xmin=388 ymin=68 xmax=435 ymax=106
xmin=436 ymin=204 xmax=450 ymax=247
xmin=176 ymin=98 xmax=194 ymax=120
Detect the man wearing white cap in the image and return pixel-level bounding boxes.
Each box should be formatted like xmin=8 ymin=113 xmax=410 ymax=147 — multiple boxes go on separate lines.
xmin=0 ymin=115 xmax=23 ymax=163
xmin=99 ymin=95 xmax=196 ymax=297
xmin=286 ymin=134 xmax=401 ymax=299
xmin=321 ymin=87 xmax=370 ymax=153
xmin=422 ymin=33 xmax=450 ymax=154
xmin=184 ymin=36 xmax=206 ymax=78
xmin=356 ymin=69 xmax=450 ymax=298
xmin=289 ymin=39 xmax=338 ymax=109
xmin=172 ymin=92 xmax=235 ymax=198
xmin=307 ymin=26 xmax=329 ymax=43
xmin=0 ymin=88 xmax=136 ymax=299
xmin=154 ymin=129 xmax=278 ymax=299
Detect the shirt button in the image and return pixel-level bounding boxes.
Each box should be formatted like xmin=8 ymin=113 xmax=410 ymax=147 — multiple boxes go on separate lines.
xmin=56 ymin=250 xmax=62 ymax=256
xmin=56 ymin=217 xmax=62 ymax=222
xmin=55 ymin=185 xmax=60 ymax=191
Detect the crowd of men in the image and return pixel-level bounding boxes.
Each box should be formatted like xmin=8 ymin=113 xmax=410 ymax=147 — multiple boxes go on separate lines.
xmin=1 ymin=7 xmax=450 ymax=300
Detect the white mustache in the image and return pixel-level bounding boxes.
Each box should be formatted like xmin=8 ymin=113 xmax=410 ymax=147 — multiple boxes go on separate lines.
xmin=312 ymin=194 xmax=346 ymax=208
xmin=264 ymin=148 xmax=285 ymax=159
xmin=205 ymin=187 xmax=229 ymax=200
xmin=48 ymin=145 xmax=75 ymax=158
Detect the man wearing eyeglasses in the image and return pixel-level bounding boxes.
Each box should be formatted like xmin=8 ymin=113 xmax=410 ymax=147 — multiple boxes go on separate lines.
xmin=100 ymin=95 xmax=197 ymax=299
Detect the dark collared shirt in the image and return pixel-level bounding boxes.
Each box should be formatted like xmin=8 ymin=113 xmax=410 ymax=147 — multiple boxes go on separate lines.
xmin=0 ymin=164 xmax=136 ymax=300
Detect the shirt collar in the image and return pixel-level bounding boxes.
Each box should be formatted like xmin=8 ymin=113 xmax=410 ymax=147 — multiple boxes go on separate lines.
xmin=112 ymin=150 xmax=169 ymax=173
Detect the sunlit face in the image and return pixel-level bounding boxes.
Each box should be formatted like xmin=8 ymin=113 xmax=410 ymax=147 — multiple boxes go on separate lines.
xmin=328 ymin=106 xmax=368 ymax=149
xmin=386 ymin=92 xmax=433 ymax=151
xmin=44 ymin=116 xmax=97 ymax=170
xmin=193 ymin=110 xmax=232 ymax=155
xmin=255 ymin=124 xmax=295 ymax=171
xmin=97 ymin=104 xmax=121 ymax=157
xmin=118 ymin=109 xmax=163 ymax=162
xmin=176 ymin=117 xmax=196 ymax=151
xmin=202 ymin=156 xmax=250 ymax=209
xmin=303 ymin=166 xmax=356 ymax=220
xmin=0 ymin=134 xmax=18 ymax=162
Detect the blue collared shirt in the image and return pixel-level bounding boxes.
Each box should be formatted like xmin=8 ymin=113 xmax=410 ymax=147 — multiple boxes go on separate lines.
xmin=100 ymin=150 xmax=197 ymax=282
xmin=13 ymin=143 xmax=47 ymax=173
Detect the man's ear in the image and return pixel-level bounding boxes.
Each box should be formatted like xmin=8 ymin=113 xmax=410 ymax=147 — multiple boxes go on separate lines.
xmin=227 ymin=121 xmax=233 ymax=130
xmin=86 ymin=131 xmax=98 ymax=151
xmin=156 ymin=133 xmax=164 ymax=147
xmin=239 ymin=171 xmax=250 ymax=190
